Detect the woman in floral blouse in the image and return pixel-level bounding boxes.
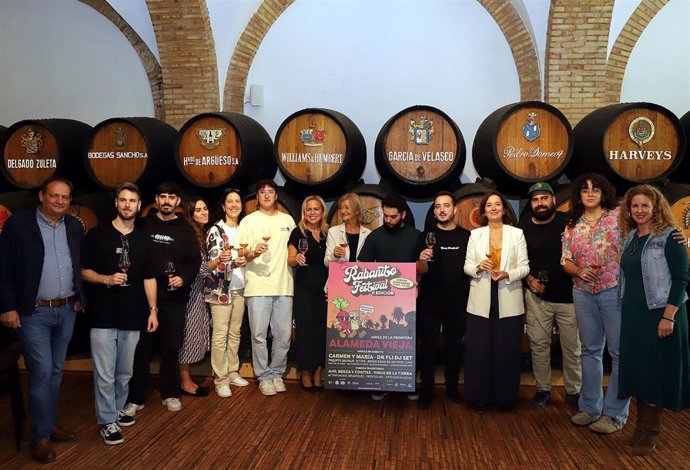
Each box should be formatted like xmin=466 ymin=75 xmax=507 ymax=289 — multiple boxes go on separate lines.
xmin=561 ymin=173 xmax=630 ymax=435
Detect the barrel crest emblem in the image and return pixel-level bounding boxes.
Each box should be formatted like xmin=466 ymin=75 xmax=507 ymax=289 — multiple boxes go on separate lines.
xmin=408 ymin=117 xmax=435 ymax=145
xmin=115 ymin=127 xmax=126 ymax=147
xmin=523 ymin=112 xmax=541 ymax=142
xmin=196 ymin=128 xmax=227 ymax=150
xmin=300 ymin=128 xmax=326 ymax=147
xmin=21 ymin=128 xmax=44 ymax=154
xmin=628 ymin=117 xmax=655 ymax=147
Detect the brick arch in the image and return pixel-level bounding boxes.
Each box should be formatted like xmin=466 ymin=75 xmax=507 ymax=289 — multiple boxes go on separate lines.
xmin=223 ymin=0 xmax=541 ymax=112
xmin=79 ymin=0 xmax=164 ymax=120
xmin=606 ymin=0 xmax=670 ymax=103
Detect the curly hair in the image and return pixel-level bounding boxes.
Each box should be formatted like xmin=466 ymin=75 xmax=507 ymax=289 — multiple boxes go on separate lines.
xmin=298 ymin=195 xmax=329 ymax=238
xmin=478 ymin=191 xmax=514 ymax=226
xmin=566 ymin=173 xmax=618 ymax=228
xmin=619 ymin=184 xmax=677 ymax=236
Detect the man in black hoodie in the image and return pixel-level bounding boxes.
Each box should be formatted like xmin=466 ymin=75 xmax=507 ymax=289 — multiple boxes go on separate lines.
xmin=124 ymin=182 xmax=200 ymax=414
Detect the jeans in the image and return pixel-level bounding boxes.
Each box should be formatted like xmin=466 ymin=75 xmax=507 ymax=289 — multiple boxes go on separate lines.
xmin=246 ymin=296 xmax=293 ymax=382
xmin=210 ymin=290 xmax=245 ymax=387
xmin=90 ymin=328 xmax=140 ymax=425
xmin=18 ymin=304 xmax=76 ymax=440
xmin=573 ymin=287 xmax=630 ymax=424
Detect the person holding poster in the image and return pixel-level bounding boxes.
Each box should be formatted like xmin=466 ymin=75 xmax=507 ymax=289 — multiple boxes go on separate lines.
xmin=287 ymin=195 xmax=329 ymax=391
xmin=358 ymin=193 xmax=421 ymax=400
xmin=416 ymin=191 xmax=470 ymax=409
xmin=463 ymin=191 xmax=529 ymax=413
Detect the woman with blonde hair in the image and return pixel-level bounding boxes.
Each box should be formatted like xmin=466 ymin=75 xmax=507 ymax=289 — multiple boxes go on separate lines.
xmin=324 ymin=192 xmax=371 ymax=265
xmin=618 ymin=184 xmax=690 ymax=456
xmin=287 ymin=195 xmax=329 ymax=391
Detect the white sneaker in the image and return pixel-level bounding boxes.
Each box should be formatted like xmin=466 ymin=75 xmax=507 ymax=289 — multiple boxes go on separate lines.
xmin=216 ymin=385 xmax=232 ymax=398
xmin=272 ymin=377 xmax=287 ymax=393
xmin=100 ymin=423 xmax=123 ymax=445
xmin=122 ymin=402 xmax=144 ymax=417
xmin=162 ymin=397 xmax=182 ymax=412
xmin=259 ymin=380 xmax=277 ymax=396
xmin=407 ymin=393 xmax=420 ymax=401
xmin=229 ymin=376 xmax=249 ymax=387
xmin=371 ymin=392 xmax=389 ymax=401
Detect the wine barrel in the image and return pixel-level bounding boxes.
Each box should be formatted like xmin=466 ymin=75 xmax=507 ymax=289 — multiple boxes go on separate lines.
xmin=0 ymin=190 xmax=36 ymax=233
xmin=68 ymin=192 xmax=116 ymax=234
xmin=375 ymin=105 xmax=465 ymax=200
xmin=242 ymin=186 xmax=301 ymax=224
xmin=326 ymin=183 xmax=416 ymax=232
xmin=675 ymin=110 xmax=690 ymax=184
xmin=423 ymin=181 xmax=517 ymax=232
xmin=176 ymin=112 xmax=277 ymax=188
xmin=1 ymin=119 xmax=93 ymax=190
xmin=658 ymin=182 xmax=690 ymax=262
xmin=85 ymin=117 xmax=177 ymax=192
xmin=570 ymin=102 xmax=685 ymax=189
xmin=275 ymin=108 xmax=366 ymax=198
xmin=473 ymin=101 xmax=573 ymax=197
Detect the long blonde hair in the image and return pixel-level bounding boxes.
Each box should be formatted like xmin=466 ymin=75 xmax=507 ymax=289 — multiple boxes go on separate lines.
xmin=619 ymin=184 xmax=677 ymax=236
xmin=298 ymin=195 xmax=328 ymax=237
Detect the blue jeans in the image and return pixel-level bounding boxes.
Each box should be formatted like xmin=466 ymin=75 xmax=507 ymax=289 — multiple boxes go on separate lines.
xmin=90 ymin=328 xmax=140 ymax=425
xmin=573 ymin=287 xmax=630 ymax=424
xmin=246 ymin=296 xmax=293 ymax=381
xmin=18 ymin=304 xmax=76 ymax=440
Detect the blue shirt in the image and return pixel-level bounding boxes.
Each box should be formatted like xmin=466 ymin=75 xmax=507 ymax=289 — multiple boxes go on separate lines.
xmin=36 ymin=208 xmax=75 ymax=301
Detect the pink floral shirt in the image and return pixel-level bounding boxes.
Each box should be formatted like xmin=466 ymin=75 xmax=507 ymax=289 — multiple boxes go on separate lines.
xmin=562 ymin=207 xmax=622 ymax=294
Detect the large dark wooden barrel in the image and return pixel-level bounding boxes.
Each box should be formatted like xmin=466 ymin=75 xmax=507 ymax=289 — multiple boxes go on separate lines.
xmin=570 ymin=103 xmax=685 ymax=189
xmin=375 ymin=105 xmax=465 ymax=200
xmin=242 ymin=186 xmax=301 ymax=224
xmin=326 ymin=183 xmax=415 ymax=232
xmin=423 ymin=181 xmax=517 ymax=232
xmin=1 ymin=119 xmax=93 ymax=190
xmin=0 ymin=191 xmax=36 ymax=233
xmin=275 ymin=108 xmax=366 ymax=198
xmin=675 ymin=110 xmax=690 ymax=184
xmin=658 ymin=182 xmax=690 ymax=263
xmin=85 ymin=117 xmax=177 ymax=191
xmin=176 ymin=112 xmax=277 ymax=189
xmin=68 ymin=192 xmax=115 ymax=234
xmin=473 ymin=101 xmax=573 ymax=197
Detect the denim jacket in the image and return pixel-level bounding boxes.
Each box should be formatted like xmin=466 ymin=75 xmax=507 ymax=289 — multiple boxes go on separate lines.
xmin=619 ymin=227 xmax=689 ymax=309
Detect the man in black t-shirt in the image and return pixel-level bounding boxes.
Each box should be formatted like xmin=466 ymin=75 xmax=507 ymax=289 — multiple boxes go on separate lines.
xmin=81 ymin=183 xmax=158 ymax=445
xmin=416 ymin=191 xmax=470 ymax=409
xmin=519 ymin=182 xmax=582 ymax=410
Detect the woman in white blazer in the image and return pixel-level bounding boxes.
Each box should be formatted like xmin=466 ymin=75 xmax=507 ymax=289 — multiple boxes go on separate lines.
xmin=463 ymin=191 xmax=529 ymax=412
xmin=324 ymin=193 xmax=371 ymax=265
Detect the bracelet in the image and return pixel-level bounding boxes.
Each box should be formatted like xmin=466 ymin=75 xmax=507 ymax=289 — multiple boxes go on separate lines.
xmin=662 ymin=316 xmax=676 ymax=323
xmin=149 ymin=306 xmax=158 ymax=312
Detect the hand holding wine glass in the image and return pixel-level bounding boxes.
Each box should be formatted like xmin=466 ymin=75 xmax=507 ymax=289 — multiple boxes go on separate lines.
xmin=297 ymin=238 xmax=308 ymax=266
xmin=425 ymin=232 xmax=436 ymax=262
xmin=536 ymin=269 xmax=549 ymax=297
xmin=335 ymin=232 xmax=348 ymax=261
xmin=164 ymin=260 xmax=177 ymax=291
xmin=118 ymin=251 xmax=131 ymax=287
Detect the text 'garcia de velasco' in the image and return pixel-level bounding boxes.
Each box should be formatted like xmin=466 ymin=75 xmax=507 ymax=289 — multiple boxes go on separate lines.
xmin=280 ymin=153 xmax=343 ymax=164
xmin=387 ymin=151 xmax=454 ymax=162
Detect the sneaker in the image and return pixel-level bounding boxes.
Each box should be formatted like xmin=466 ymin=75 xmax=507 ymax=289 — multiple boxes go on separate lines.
xmin=530 ymin=390 xmax=551 ymax=410
xmin=406 ymin=393 xmax=419 ymax=401
xmin=571 ymin=411 xmax=596 ymax=426
xmin=272 ymin=377 xmax=287 ymax=393
xmin=371 ymin=392 xmax=388 ymax=401
xmin=100 ymin=423 xmax=123 ymax=445
xmin=565 ymin=393 xmax=580 ymax=407
xmin=589 ymin=415 xmax=624 ymax=434
xmin=259 ymin=380 xmax=277 ymax=396
xmin=162 ymin=397 xmax=182 ymax=412
xmin=122 ymin=402 xmax=144 ymax=417
xmin=116 ymin=410 xmax=135 ymax=427
xmin=216 ymin=385 xmax=232 ymax=398
xmin=417 ymin=394 xmax=432 ymax=410
xmin=229 ymin=376 xmax=249 ymax=387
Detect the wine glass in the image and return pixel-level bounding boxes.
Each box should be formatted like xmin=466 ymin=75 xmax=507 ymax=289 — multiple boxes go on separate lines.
xmin=536 ymin=269 xmax=549 ymax=302
xmin=118 ymin=251 xmax=131 ymax=287
xmin=425 ymin=232 xmax=436 ymax=262
xmin=298 ymin=238 xmax=308 ymax=266
xmin=164 ymin=260 xmax=177 ymax=291
xmin=338 ymin=233 xmax=348 ymax=261
xmin=486 ymin=243 xmax=497 ymax=272
xmin=261 ymin=227 xmax=271 ymax=243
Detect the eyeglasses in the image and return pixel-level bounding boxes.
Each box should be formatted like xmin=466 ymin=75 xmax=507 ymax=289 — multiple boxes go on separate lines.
xmin=120 ymin=235 xmax=129 ymax=253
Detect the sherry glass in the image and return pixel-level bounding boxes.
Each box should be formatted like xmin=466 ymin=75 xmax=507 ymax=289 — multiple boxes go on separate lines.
xmin=338 ymin=233 xmax=348 ymax=261
xmin=298 ymin=238 xmax=308 ymax=266
xmin=164 ymin=260 xmax=177 ymax=291
xmin=118 ymin=250 xmax=131 ymax=287
xmin=425 ymin=232 xmax=436 ymax=262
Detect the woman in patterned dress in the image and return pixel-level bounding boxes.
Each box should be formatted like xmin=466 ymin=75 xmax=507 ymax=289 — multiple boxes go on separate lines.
xmin=179 ymin=197 xmax=212 ymax=396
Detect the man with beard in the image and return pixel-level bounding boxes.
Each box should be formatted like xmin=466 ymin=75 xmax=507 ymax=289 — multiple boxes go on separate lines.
xmin=81 ymin=182 xmax=159 ymax=445
xmin=124 ymin=182 xmax=200 ymax=414
xmin=415 ymin=191 xmax=470 ymax=409
xmin=358 ymin=193 xmax=421 ymax=400
xmin=519 ymin=182 xmax=581 ymax=409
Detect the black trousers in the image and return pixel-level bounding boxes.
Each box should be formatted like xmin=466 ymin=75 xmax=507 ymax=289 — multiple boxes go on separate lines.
xmin=418 ymin=288 xmax=466 ymax=395
xmin=464 ymin=281 xmax=524 ymax=406
xmin=128 ymin=299 xmax=186 ymax=402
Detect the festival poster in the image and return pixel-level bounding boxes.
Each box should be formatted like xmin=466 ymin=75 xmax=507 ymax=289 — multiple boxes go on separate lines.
xmin=325 ymin=262 xmax=416 ymax=392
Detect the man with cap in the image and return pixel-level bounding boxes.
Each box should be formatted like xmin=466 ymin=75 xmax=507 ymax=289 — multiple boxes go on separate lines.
xmin=518 ymin=182 xmax=582 ymax=409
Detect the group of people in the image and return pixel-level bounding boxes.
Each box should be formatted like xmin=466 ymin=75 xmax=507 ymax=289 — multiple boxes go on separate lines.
xmin=0 ymin=172 xmax=688 ymax=463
